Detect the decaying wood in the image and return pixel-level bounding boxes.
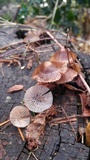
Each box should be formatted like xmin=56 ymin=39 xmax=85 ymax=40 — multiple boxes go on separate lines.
xmin=0 ymin=25 xmax=90 ymax=160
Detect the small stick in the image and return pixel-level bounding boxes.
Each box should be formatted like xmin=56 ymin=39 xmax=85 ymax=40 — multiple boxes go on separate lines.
xmin=79 ymin=73 xmax=90 ymax=94
xmin=60 ymin=107 xmax=76 ymax=137
xmin=46 ymin=30 xmax=64 ymax=49
xmin=18 ymin=127 xmax=25 ymax=141
xmin=0 ymin=119 xmax=10 ymax=127
xmin=26 ymin=152 xmax=32 ymax=160
xmin=0 ymin=44 xmax=26 ymax=58
xmin=31 ymin=152 xmax=39 ymax=160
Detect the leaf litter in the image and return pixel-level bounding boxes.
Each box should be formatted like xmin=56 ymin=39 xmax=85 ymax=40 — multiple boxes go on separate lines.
xmin=7 ymin=84 xmax=24 ymax=93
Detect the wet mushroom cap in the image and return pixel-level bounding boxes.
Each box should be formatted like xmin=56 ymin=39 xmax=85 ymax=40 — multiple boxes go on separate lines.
xmin=24 ymin=84 xmax=53 ymax=113
xmin=50 ymin=48 xmax=77 ymax=64
xmin=52 ymin=61 xmax=68 ymax=74
xmin=32 ymin=61 xmax=61 ymax=83
xmin=10 ymin=106 xmax=30 ymax=128
xmin=56 ymin=68 xmax=78 ymax=84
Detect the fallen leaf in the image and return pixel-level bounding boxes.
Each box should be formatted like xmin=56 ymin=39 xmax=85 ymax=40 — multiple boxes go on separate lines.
xmin=25 ymin=113 xmax=46 ymax=150
xmin=46 ymin=105 xmax=57 ymax=121
xmin=23 ymin=30 xmax=42 ymax=43
xmin=7 ymin=85 xmax=24 ymax=93
xmin=27 ymin=59 xmax=32 ymax=69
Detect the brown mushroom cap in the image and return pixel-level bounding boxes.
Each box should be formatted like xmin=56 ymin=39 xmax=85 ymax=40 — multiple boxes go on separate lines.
xmin=10 ymin=106 xmax=30 ymax=128
xmin=56 ymin=68 xmax=78 ymax=84
xmin=24 ymin=84 xmax=53 ymax=113
xmin=50 ymin=48 xmax=77 ymax=64
xmin=32 ymin=61 xmax=61 ymax=83
xmin=52 ymin=61 xmax=68 ymax=74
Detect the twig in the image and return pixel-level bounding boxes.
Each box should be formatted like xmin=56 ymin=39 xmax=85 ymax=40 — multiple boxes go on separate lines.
xmin=12 ymin=5 xmax=21 ymax=22
xmin=79 ymin=73 xmax=90 ymax=94
xmin=60 ymin=107 xmax=77 ymax=137
xmin=50 ymin=115 xmax=77 ymax=125
xmin=26 ymin=152 xmax=32 ymax=160
xmin=18 ymin=127 xmax=25 ymax=141
xmin=0 ymin=119 xmax=10 ymax=127
xmin=31 ymin=152 xmax=39 ymax=160
xmin=45 ymin=30 xmax=64 ymax=49
xmin=0 ymin=40 xmax=23 ymax=50
xmin=50 ymin=0 xmax=59 ymax=28
xmin=0 ymin=44 xmax=26 ymax=58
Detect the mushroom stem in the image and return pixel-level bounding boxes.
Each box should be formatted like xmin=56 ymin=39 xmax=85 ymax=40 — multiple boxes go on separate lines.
xmin=18 ymin=127 xmax=25 ymax=141
xmin=0 ymin=119 xmax=10 ymax=127
xmin=79 ymin=73 xmax=90 ymax=94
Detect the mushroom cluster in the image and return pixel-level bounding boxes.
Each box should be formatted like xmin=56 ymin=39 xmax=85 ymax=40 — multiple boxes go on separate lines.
xmin=9 ymin=47 xmax=80 ymax=129
xmin=32 ymin=47 xmax=80 ymax=85
xmin=9 ymin=84 xmax=53 ymax=129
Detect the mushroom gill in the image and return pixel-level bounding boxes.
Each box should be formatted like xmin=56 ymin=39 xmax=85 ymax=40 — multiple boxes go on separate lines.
xmin=10 ymin=106 xmax=30 ymax=128
xmin=24 ymin=84 xmax=53 ymax=113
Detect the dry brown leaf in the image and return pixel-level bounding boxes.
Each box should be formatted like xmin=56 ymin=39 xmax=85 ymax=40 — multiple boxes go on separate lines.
xmin=46 ymin=105 xmax=57 ymax=121
xmin=7 ymin=85 xmax=24 ymax=93
xmin=25 ymin=113 xmax=46 ymax=150
xmin=79 ymin=93 xmax=90 ymax=117
xmin=23 ymin=30 xmax=42 ymax=43
xmin=27 ymin=59 xmax=33 ymax=69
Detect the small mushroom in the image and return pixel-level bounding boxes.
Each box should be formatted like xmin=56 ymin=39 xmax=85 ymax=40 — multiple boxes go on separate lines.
xmin=32 ymin=61 xmax=61 ymax=83
xmin=24 ymin=84 xmax=53 ymax=113
xmin=50 ymin=48 xmax=77 ymax=64
xmin=56 ymin=68 xmax=78 ymax=84
xmin=52 ymin=61 xmax=68 ymax=74
xmin=10 ymin=106 xmax=30 ymax=128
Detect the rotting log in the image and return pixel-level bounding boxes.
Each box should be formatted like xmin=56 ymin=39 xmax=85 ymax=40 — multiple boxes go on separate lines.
xmin=0 ymin=26 xmax=90 ymax=160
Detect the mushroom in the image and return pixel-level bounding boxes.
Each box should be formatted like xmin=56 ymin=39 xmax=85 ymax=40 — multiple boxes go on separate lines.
xmin=24 ymin=84 xmax=53 ymax=113
xmin=32 ymin=61 xmax=61 ymax=83
xmin=50 ymin=48 xmax=77 ymax=64
xmin=10 ymin=106 xmax=30 ymax=128
xmin=51 ymin=61 xmax=68 ymax=74
xmin=56 ymin=68 xmax=78 ymax=84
